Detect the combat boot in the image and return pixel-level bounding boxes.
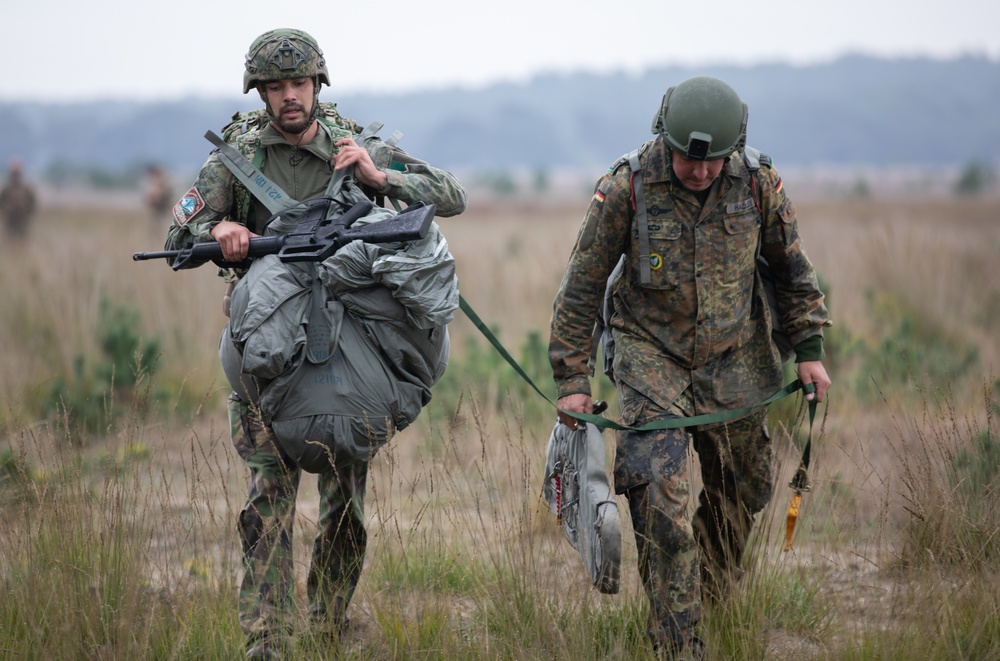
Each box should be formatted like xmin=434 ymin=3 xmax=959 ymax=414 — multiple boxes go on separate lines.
xmin=309 ymin=595 xmax=351 ymax=639
xmin=653 ymin=628 xmax=706 ymax=661
xmin=245 ymin=635 xmax=285 ymax=660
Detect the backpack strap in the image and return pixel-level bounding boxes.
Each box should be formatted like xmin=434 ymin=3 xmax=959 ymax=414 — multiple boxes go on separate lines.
xmin=742 ymin=146 xmax=769 ymax=258
xmin=588 ymin=148 xmax=646 ymax=374
xmin=742 ymin=146 xmax=794 ymax=362
xmin=627 ymin=149 xmax=652 ymax=285
xmin=325 ymin=121 xmax=383 ymax=199
xmin=356 ymin=120 xmax=384 ymax=144
xmin=385 ymin=129 xmax=404 ymax=148
xmin=205 ymin=130 xmax=298 ymax=215
xmin=321 ymin=120 xmax=386 ymax=202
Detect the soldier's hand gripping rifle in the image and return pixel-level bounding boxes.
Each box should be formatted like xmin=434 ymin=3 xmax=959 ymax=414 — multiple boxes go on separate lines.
xmin=133 ymin=198 xmax=436 ymax=270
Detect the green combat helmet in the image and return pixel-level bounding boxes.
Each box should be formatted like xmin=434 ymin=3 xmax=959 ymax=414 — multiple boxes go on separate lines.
xmin=243 ymin=29 xmax=331 ymax=131
xmin=651 ymin=76 xmax=748 ymax=160
xmin=243 ymin=28 xmax=330 ymax=94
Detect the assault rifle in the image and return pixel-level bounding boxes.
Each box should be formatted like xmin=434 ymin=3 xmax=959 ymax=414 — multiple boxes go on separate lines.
xmin=133 ymin=198 xmax=436 ymax=271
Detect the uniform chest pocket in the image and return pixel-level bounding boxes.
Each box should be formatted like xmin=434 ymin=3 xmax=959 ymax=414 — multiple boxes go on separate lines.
xmin=722 ymin=211 xmax=761 ymax=284
xmin=637 ymin=218 xmax=683 ymax=291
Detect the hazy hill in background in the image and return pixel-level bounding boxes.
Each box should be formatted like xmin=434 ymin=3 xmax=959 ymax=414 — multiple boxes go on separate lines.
xmin=1 ymin=55 xmax=998 ymax=185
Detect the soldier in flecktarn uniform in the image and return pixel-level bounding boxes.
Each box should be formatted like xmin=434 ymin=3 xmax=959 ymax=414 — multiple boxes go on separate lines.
xmin=549 ymin=76 xmax=831 ymax=659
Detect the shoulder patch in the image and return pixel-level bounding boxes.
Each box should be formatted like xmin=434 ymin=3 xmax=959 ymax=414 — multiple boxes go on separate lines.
xmin=173 ymin=187 xmax=206 ymax=226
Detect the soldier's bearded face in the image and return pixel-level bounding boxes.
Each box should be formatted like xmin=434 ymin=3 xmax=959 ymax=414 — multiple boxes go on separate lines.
xmin=263 ymin=77 xmax=316 ymax=136
xmin=671 ymin=151 xmax=726 ymax=192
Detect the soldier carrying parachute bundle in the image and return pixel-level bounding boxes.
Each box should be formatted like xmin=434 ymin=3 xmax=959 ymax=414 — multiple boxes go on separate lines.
xmin=141 ymin=28 xmax=467 ymax=660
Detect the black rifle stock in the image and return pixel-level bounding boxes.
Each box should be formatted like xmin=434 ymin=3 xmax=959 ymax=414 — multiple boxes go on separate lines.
xmin=133 ymin=199 xmax=436 ymax=271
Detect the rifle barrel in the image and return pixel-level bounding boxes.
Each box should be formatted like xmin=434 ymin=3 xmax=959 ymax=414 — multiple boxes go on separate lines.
xmin=132 ymin=250 xmax=179 ymax=261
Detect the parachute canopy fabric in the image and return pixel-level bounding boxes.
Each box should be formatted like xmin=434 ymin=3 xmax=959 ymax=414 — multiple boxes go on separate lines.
xmin=542 ymin=421 xmax=621 ymax=594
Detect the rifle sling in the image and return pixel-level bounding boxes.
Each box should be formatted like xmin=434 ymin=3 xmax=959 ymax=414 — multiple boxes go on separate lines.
xmin=205 ymin=130 xmax=298 ymax=216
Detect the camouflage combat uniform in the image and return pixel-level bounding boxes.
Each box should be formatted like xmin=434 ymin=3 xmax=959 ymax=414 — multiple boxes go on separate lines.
xmin=549 ymin=136 xmax=829 ymax=651
xmin=166 ymin=115 xmax=466 ymax=646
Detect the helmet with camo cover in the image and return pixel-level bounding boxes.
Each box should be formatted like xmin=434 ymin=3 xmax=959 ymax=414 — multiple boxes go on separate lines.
xmin=651 ymin=76 xmax=748 ymax=160
xmin=243 ymin=29 xmax=330 ymax=94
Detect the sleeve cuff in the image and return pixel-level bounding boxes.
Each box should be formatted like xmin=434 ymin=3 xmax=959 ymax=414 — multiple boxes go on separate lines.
xmin=377 ymin=169 xmax=406 ymax=195
xmin=793 ymin=334 xmax=825 ymax=363
xmin=555 ymin=377 xmax=592 ymax=400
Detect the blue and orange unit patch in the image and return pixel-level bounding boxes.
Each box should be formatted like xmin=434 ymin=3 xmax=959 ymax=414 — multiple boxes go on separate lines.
xmin=173 ymin=187 xmax=206 ymax=226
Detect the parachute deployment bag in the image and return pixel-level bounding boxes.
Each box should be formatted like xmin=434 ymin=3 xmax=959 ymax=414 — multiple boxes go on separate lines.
xmin=542 ymin=419 xmax=622 ymax=594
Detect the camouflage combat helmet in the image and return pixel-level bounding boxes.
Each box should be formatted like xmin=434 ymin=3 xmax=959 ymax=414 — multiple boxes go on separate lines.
xmin=652 ymin=76 xmax=748 ymax=160
xmin=243 ymin=28 xmax=330 ymax=94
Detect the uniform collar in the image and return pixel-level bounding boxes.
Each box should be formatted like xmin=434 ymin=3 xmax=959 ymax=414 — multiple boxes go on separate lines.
xmin=260 ymin=122 xmax=336 ymax=163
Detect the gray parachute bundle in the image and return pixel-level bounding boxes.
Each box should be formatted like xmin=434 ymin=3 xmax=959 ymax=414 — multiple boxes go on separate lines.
xmin=219 ymin=213 xmax=456 ymax=473
xmin=213 ymin=120 xmax=458 ymax=473
xmin=542 ymin=421 xmax=622 ymax=594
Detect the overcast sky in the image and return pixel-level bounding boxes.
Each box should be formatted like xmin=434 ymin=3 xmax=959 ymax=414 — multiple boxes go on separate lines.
xmin=9 ymin=0 xmax=999 ymax=102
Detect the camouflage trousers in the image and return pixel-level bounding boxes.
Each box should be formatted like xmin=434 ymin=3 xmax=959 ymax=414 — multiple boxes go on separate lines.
xmin=616 ymin=383 xmax=773 ymax=651
xmin=229 ymin=395 xmax=368 ymax=644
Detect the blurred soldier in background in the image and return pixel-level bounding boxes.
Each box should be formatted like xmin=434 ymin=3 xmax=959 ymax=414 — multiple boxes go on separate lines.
xmin=0 ymin=159 xmax=37 ymax=240
xmin=549 ymin=76 xmax=831 ymax=659
xmin=144 ymin=163 xmax=173 ymax=228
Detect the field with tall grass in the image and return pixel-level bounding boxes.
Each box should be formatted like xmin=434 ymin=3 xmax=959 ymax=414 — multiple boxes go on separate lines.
xmin=1 ymin=189 xmax=998 ymax=660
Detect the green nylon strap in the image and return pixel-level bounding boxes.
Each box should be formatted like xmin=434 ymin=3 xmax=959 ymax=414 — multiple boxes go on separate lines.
xmin=789 ymin=393 xmax=818 ymax=491
xmin=458 ymin=294 xmax=816 ymax=432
